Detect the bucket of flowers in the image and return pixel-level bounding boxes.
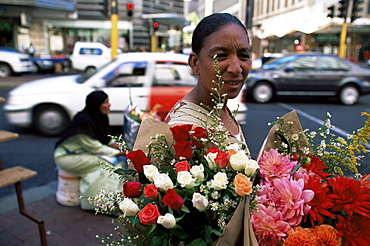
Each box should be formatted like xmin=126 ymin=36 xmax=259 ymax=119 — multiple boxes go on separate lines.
xmin=252 ymin=110 xmax=370 ymax=245
xmin=89 ymin=58 xmax=259 ymax=245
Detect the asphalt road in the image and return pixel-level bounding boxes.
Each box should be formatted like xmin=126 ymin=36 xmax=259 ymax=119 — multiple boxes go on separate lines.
xmin=1 ymin=74 xmax=369 ymax=199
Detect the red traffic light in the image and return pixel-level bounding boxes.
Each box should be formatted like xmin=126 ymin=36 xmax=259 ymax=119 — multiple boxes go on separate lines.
xmin=127 ymin=2 xmax=134 ymax=11
xmin=153 ymin=22 xmax=159 ymax=31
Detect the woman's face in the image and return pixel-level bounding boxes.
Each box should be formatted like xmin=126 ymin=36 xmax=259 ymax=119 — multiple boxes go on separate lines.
xmin=190 ymin=23 xmax=251 ymax=100
xmin=100 ymin=97 xmax=111 ymax=115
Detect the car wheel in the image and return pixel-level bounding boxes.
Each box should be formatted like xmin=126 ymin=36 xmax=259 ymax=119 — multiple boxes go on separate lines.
xmin=252 ymin=82 xmax=273 ymax=103
xmin=339 ymin=85 xmax=359 ymax=105
xmin=85 ymin=67 xmax=96 ymax=75
xmin=33 ymin=105 xmax=70 ymax=136
xmin=0 ymin=63 xmax=12 ymax=78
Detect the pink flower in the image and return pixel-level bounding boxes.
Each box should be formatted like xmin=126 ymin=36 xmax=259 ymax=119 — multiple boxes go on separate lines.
xmin=251 ymin=204 xmax=292 ymax=245
xmin=259 ymin=149 xmax=297 ymax=185
xmin=270 ymin=177 xmax=314 ymax=226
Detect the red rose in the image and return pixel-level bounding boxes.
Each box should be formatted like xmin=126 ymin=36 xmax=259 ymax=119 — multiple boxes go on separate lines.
xmin=173 ymin=140 xmax=192 ymax=159
xmin=174 ymin=160 xmax=190 ymax=173
xmin=215 ymin=151 xmax=229 ymax=169
xmin=191 ymin=127 xmax=208 ymax=147
xmin=138 ymin=203 xmax=160 ymax=225
xmin=206 ymin=146 xmax=220 ymax=155
xmin=143 ymin=184 xmax=159 ymax=200
xmin=123 ymin=181 xmax=143 ymax=198
xmin=162 ymin=189 xmax=184 ymax=210
xmin=126 ymin=149 xmax=150 ymax=173
xmin=170 ymin=124 xmax=192 ymax=141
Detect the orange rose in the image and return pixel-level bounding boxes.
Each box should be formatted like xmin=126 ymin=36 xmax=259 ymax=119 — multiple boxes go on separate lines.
xmin=233 ymin=173 xmax=253 ymax=196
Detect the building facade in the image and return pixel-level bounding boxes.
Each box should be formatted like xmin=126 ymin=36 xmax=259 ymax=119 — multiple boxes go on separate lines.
xmin=251 ymin=0 xmax=370 ymax=63
xmin=193 ymin=0 xmax=370 ymax=63
xmin=0 ymin=0 xmax=188 ymax=57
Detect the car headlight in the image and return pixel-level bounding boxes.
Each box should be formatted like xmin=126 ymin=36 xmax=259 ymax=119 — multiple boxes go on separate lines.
xmin=362 ymin=80 xmax=370 ymax=87
xmin=6 ymin=95 xmax=25 ymax=106
xmin=42 ymin=60 xmax=54 ymax=66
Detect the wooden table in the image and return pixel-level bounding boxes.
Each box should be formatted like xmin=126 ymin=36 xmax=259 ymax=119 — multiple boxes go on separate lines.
xmin=0 ymin=129 xmax=47 ymax=245
xmin=0 ymin=130 xmax=19 ymax=142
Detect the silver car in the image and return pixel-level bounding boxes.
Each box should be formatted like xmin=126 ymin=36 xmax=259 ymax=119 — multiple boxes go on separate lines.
xmin=246 ymin=53 xmax=370 ymax=105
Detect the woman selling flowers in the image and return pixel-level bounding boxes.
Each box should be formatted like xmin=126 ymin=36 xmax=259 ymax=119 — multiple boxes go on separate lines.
xmin=89 ymin=13 xmax=260 ymax=246
xmin=164 ymin=13 xmax=258 ymax=245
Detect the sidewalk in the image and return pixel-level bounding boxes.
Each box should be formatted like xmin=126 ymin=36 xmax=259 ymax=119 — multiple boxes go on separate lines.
xmin=0 ymin=181 xmax=118 ymax=246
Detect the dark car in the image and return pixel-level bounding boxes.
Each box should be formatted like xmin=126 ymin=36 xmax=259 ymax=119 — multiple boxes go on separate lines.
xmin=29 ymin=57 xmax=55 ymax=74
xmin=0 ymin=47 xmax=55 ymax=74
xmin=246 ymin=53 xmax=370 ymax=105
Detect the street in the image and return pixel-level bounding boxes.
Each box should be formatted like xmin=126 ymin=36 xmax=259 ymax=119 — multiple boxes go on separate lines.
xmin=1 ymin=74 xmax=370 ymax=198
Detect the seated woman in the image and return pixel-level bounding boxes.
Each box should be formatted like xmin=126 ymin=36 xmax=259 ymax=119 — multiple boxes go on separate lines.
xmin=54 ymin=90 xmax=125 ymax=210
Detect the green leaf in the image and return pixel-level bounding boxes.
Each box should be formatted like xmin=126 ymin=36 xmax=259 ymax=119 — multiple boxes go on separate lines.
xmin=113 ymin=168 xmax=136 ymax=175
xmin=188 ymin=238 xmax=207 ymax=246
xmin=150 ymin=235 xmax=165 ymax=246
xmin=172 ymin=227 xmax=189 ymax=239
xmin=181 ymin=204 xmax=190 ymax=213
xmin=144 ymin=224 xmax=157 ymax=237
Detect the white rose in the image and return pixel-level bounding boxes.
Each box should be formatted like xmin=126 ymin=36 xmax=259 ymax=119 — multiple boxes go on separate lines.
xmin=244 ymin=159 xmax=259 ymax=176
xmin=226 ymin=142 xmax=240 ymax=151
xmin=177 ymin=171 xmax=196 ymax=189
xmin=157 ymin=213 xmax=176 ymax=229
xmin=153 ymin=173 xmax=174 ymax=192
xmin=205 ymin=152 xmax=218 ymax=170
xmin=190 ymin=164 xmax=205 ymax=182
xmin=229 ymin=150 xmax=248 ymax=171
xmin=211 ymin=172 xmax=229 ymax=190
xmin=143 ymin=165 xmax=160 ymax=182
xmin=119 ymin=198 xmax=139 ymax=217
xmin=192 ymin=193 xmax=208 ymax=211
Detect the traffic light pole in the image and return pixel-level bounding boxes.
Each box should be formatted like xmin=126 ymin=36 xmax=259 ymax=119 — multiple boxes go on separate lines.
xmin=339 ymin=22 xmax=348 ymax=58
xmin=110 ymin=0 xmax=118 ymax=59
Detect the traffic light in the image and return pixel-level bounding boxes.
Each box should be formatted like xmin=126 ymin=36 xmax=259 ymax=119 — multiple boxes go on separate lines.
xmin=337 ymin=0 xmax=349 ymax=19
xmin=351 ymin=0 xmax=364 ymax=23
xmin=153 ymin=22 xmax=159 ymax=31
xmin=126 ymin=2 xmax=134 ymax=17
xmin=327 ymin=5 xmax=335 ymax=18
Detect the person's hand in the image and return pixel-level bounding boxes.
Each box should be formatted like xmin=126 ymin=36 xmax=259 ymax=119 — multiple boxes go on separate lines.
xmin=116 ymin=151 xmax=126 ymax=156
xmin=109 ymin=142 xmax=121 ymax=150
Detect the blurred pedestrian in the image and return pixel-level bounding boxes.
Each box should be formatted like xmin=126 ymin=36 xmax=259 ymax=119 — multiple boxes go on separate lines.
xmin=53 ymin=90 xmax=126 ymax=210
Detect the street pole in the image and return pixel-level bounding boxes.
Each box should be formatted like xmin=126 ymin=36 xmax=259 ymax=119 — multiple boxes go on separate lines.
xmin=339 ymin=22 xmax=348 ymax=58
xmin=110 ymin=0 xmax=118 ymax=59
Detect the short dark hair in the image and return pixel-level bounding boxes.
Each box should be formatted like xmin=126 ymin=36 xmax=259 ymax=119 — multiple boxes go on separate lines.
xmin=191 ymin=13 xmax=248 ymax=55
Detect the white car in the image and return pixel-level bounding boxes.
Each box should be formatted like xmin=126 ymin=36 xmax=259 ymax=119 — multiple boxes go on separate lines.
xmin=0 ymin=49 xmax=33 ymax=77
xmin=4 ymin=52 xmax=247 ymax=136
xmin=70 ymin=41 xmax=118 ymax=74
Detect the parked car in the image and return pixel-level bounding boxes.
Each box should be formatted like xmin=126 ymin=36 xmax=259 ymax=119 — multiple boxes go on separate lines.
xmin=3 ymin=52 xmax=247 ymax=136
xmin=0 ymin=47 xmax=55 ymax=74
xmin=70 ymin=41 xmax=119 ymax=74
xmin=0 ymin=47 xmax=33 ymax=77
xmin=29 ymin=57 xmax=55 ymax=74
xmin=246 ymin=53 xmax=370 ymax=105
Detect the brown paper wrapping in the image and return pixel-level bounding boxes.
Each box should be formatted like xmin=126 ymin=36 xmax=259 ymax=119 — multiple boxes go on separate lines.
xmin=257 ymin=110 xmax=310 ymax=160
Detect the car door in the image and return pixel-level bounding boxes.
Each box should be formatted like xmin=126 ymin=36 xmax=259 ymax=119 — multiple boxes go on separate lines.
xmin=149 ymin=61 xmax=197 ymax=120
xmin=99 ymin=61 xmax=152 ymax=126
xmin=314 ymin=56 xmax=349 ymax=93
xmin=278 ymin=56 xmax=318 ymax=94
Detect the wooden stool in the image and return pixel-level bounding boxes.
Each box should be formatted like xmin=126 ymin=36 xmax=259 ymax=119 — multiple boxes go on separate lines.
xmin=0 ymin=130 xmax=47 ymax=246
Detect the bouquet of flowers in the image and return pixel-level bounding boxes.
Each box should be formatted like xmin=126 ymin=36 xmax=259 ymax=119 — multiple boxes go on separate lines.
xmin=89 ymin=58 xmax=259 ymax=245
xmin=252 ymin=110 xmax=370 ymax=246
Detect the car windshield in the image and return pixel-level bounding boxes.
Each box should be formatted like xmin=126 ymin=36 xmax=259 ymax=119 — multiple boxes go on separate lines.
xmin=262 ymin=55 xmax=299 ymax=70
xmin=76 ymin=58 xmax=115 ymax=84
